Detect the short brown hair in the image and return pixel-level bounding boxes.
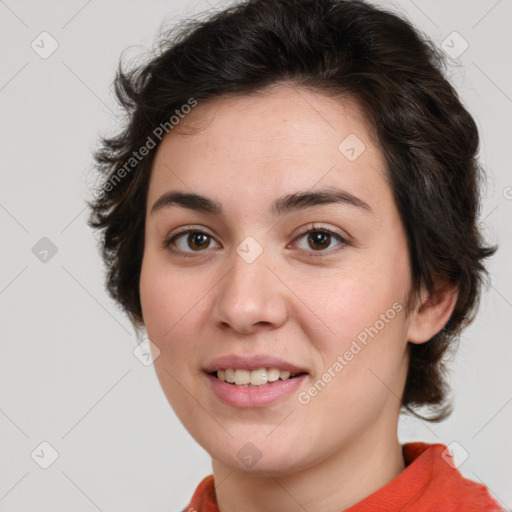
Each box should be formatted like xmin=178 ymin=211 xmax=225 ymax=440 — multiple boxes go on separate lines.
xmin=88 ymin=0 xmax=497 ymax=422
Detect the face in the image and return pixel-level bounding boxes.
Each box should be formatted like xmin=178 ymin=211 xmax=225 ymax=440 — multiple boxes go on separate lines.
xmin=140 ymin=84 xmax=416 ymax=476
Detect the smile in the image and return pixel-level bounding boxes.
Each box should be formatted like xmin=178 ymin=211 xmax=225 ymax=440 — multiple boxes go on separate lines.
xmin=215 ymin=368 xmax=304 ymax=386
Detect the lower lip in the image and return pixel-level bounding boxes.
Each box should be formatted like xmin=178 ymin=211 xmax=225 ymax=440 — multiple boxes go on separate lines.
xmin=205 ymin=373 xmax=308 ymax=408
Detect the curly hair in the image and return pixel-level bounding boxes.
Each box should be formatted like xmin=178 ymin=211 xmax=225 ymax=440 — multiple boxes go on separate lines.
xmin=87 ymin=0 xmax=497 ymax=422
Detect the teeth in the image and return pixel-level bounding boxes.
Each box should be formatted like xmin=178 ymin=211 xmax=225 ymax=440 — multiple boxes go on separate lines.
xmin=250 ymin=368 xmax=267 ymax=386
xmin=234 ymin=369 xmax=250 ymax=385
xmin=267 ymin=368 xmax=280 ymax=382
xmin=215 ymin=367 xmax=299 ymax=386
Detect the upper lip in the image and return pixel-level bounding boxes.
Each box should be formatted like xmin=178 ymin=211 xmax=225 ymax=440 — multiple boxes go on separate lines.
xmin=204 ymin=354 xmax=309 ymax=374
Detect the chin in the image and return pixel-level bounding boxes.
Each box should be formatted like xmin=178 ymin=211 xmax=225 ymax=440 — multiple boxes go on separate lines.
xmin=218 ymin=454 xmax=303 ymax=477
xmin=207 ymin=436 xmax=315 ymax=477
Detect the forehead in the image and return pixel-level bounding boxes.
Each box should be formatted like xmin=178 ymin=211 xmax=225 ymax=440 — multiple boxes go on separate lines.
xmin=147 ymin=84 xmax=389 ymax=219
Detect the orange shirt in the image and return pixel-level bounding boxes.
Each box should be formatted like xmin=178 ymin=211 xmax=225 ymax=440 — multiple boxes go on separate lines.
xmin=184 ymin=442 xmax=503 ymax=511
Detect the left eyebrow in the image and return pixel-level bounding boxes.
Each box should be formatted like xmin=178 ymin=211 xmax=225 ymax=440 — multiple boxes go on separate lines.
xmin=150 ymin=186 xmax=374 ymax=217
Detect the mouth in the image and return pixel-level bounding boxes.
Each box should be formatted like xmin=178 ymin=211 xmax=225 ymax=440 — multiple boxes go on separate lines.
xmin=204 ymin=354 xmax=309 ymax=388
xmin=204 ymin=355 xmax=309 ymax=407
xmin=210 ymin=368 xmax=308 ymax=387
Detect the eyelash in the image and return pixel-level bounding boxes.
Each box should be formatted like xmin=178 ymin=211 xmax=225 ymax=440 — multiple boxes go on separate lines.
xmin=162 ymin=223 xmax=349 ymax=258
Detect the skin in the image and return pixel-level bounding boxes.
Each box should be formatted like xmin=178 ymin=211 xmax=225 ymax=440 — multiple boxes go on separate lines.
xmin=139 ymin=83 xmax=458 ymax=512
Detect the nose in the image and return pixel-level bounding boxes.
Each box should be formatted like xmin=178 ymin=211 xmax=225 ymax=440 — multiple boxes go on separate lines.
xmin=211 ymin=247 xmax=289 ymax=335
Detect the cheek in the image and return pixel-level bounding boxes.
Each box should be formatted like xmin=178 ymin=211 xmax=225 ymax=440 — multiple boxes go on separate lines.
xmin=139 ymin=254 xmax=205 ymax=416
xmin=297 ymin=283 xmax=408 ymax=433
xmin=299 ymin=261 xmax=408 ymax=353
xmin=139 ymin=252 xmax=215 ymax=393
xmin=139 ymin=260 xmax=172 ymax=340
xmin=140 ymin=253 xmax=199 ymax=340
xmin=311 ymin=293 xmax=407 ymax=403
xmin=295 ymin=238 xmax=410 ymax=399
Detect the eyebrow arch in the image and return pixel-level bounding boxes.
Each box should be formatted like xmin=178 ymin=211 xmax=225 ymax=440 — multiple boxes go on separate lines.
xmin=150 ymin=187 xmax=373 ymax=217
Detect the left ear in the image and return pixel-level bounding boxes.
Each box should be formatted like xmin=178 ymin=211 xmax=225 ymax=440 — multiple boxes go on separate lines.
xmin=406 ymin=280 xmax=459 ymax=344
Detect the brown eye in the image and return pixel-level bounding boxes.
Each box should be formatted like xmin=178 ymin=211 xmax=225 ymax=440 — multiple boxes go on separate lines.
xmin=307 ymin=231 xmax=332 ymax=251
xmin=186 ymin=232 xmax=211 ymax=251
xmin=293 ymin=225 xmax=348 ymax=254
xmin=164 ymin=229 xmax=220 ymax=254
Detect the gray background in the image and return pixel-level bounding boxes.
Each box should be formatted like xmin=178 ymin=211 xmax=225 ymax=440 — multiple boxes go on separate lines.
xmin=1 ymin=0 xmax=511 ymax=510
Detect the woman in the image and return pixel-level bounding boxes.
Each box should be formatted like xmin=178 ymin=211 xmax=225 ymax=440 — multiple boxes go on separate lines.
xmin=88 ymin=0 xmax=502 ymax=509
